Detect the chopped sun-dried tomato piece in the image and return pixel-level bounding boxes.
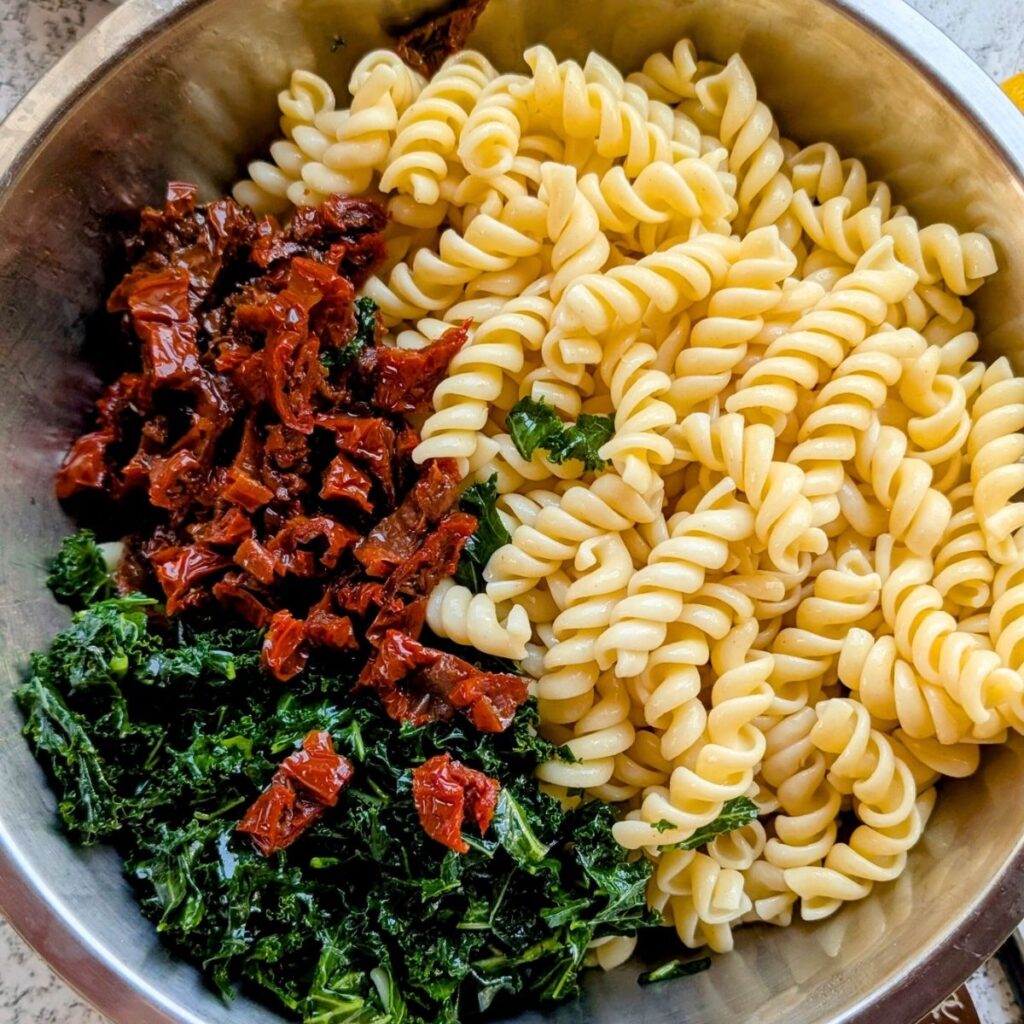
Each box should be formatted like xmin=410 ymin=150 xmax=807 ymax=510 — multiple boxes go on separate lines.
xmin=366 ymin=596 xmax=427 ymax=646
xmin=261 ymin=609 xmax=309 ymax=682
xmin=123 ymin=268 xmax=201 ymax=383
xmin=190 ymin=506 xmax=252 ymax=547
xmin=368 ymin=321 xmax=469 ymax=413
xmin=320 ymin=452 xmax=374 ymax=513
xmin=412 ymin=753 xmax=500 ymax=854
xmin=326 ymin=417 xmax=397 ymax=503
xmin=55 ymin=429 xmax=116 ymax=499
xmin=238 ymin=731 xmax=354 ymax=857
xmin=222 ymin=466 xmax=274 ymax=512
xmin=305 ymin=602 xmax=358 ymax=652
xmin=357 ymin=631 xmax=529 ymax=732
xmin=353 ymin=458 xmax=462 ymax=577
xmin=278 ymin=730 xmax=355 ymax=806
xmin=151 ymin=544 xmax=231 ymax=615
xmin=212 ymin=572 xmax=272 ymax=628
xmin=386 ymin=512 xmax=476 ymax=599
xmin=234 ymin=536 xmax=278 ymax=585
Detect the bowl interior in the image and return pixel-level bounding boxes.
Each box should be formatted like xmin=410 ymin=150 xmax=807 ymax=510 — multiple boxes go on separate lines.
xmin=3 ymin=1 xmax=1024 ymax=1022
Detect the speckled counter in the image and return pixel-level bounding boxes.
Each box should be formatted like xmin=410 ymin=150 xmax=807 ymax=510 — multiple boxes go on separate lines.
xmin=2 ymin=1 xmax=1024 ymax=1022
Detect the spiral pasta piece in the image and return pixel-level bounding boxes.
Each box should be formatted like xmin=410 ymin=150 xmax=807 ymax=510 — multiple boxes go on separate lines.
xmin=425 ymin=578 xmax=530 ymax=660
xmin=597 ymin=479 xmax=756 ymax=678
xmin=616 ymin=619 xmax=773 ymax=850
xmin=413 ymin=294 xmax=552 ymax=469
xmin=626 ymin=39 xmax=699 ymax=105
xmin=785 ymin=698 xmax=934 ymax=920
xmin=968 ymin=358 xmax=1024 ymax=564
xmin=670 ymin=411 xmax=826 ymax=572
xmin=456 ymin=73 xmax=531 ymax=178
xmin=692 ymin=55 xmax=795 ymax=237
xmin=727 ymin=239 xmax=918 ymax=432
xmin=379 ymin=51 xmax=497 ymax=205
xmin=484 ymin=472 xmax=663 ymax=603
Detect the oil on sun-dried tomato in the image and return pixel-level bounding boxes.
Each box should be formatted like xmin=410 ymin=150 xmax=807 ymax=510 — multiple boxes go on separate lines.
xmin=412 ymin=753 xmax=500 ymax=854
xmin=262 ymin=609 xmax=309 ymax=682
xmin=368 ymin=320 xmax=469 ymax=414
xmin=358 ymin=631 xmax=529 ymax=732
xmin=238 ymin=730 xmax=354 ymax=856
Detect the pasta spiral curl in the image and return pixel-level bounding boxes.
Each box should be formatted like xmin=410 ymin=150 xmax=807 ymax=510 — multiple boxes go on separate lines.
xmin=425 ymin=579 xmax=530 ymax=660
xmin=838 ymin=628 xmax=973 ymax=745
xmin=616 ymin=619 xmax=773 ymax=851
xmin=596 ymin=479 xmax=756 ymax=678
xmin=379 ymin=51 xmax=497 ymax=205
xmin=577 ymin=155 xmax=739 ymax=243
xmin=634 ymin=623 xmax=710 ymax=762
xmin=535 ymin=532 xmax=633 ymax=730
xmin=991 ymin=554 xmax=1024 ymax=671
xmin=550 ymin=232 xmax=741 ymax=379
xmin=691 ymin=55 xmax=795 ymax=237
xmin=877 ymin=543 xmax=1021 ymax=735
xmin=413 ymin=294 xmax=552 ymax=469
xmin=515 ymin=47 xmax=692 ymax=175
xmin=789 ymin=327 xmax=928 ymax=527
xmin=484 ymin=473 xmax=664 ymax=603
xmin=785 ymin=698 xmax=935 ymax=920
xmin=457 ymin=73 xmax=530 ymax=179
xmin=361 ymin=195 xmax=546 ymax=323
xmin=933 ymin=482 xmax=994 ymax=611
xmin=626 ymin=39 xmax=699 ymax=105
xmin=726 ymin=238 xmax=918 ymax=432
xmin=667 ymin=226 xmax=799 ymax=419
xmin=968 ymin=358 xmax=1024 ymax=564
xmin=791 ymin=195 xmax=997 ymax=296
xmin=670 ymin=411 xmax=826 ymax=572
xmin=760 ymin=707 xmax=842 ymax=873
xmin=651 ymin=849 xmax=751 ymax=953
xmin=538 ymin=163 xmax=611 ymax=300
xmin=853 ymin=419 xmax=952 ymax=557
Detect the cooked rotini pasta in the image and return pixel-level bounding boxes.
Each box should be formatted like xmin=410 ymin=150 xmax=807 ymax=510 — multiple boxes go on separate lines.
xmin=236 ymin=32 xmax=1024 ymax=968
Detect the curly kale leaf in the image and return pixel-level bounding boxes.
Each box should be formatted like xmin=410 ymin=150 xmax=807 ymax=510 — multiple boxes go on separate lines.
xmin=507 ymin=397 xmax=613 ymax=472
xmin=46 ymin=528 xmax=116 ymax=608
xmin=453 ymin=474 xmax=510 ymax=593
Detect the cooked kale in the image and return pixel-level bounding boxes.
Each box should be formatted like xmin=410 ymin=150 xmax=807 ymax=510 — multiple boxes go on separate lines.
xmin=506 ymin=397 xmax=613 ymax=472
xmin=672 ymin=797 xmax=760 ymax=851
xmin=638 ymin=956 xmax=712 ymax=986
xmin=18 ymin=576 xmax=658 ymax=1023
xmin=453 ymin=474 xmax=511 ymax=593
xmin=46 ymin=528 xmax=115 ymax=608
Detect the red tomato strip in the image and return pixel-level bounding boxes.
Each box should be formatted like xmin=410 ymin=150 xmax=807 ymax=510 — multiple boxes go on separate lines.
xmin=412 ymin=753 xmax=500 ymax=853
xmin=238 ymin=730 xmax=354 ymax=856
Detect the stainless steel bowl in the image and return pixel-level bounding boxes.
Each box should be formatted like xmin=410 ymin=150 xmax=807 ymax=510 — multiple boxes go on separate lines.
xmin=3 ymin=1 xmax=1024 ymax=1022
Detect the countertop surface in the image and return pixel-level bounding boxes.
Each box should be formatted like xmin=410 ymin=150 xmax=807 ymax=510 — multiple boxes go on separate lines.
xmin=2 ymin=0 xmax=1024 ymax=1022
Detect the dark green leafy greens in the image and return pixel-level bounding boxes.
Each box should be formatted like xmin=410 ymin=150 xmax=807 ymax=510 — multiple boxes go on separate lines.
xmin=321 ymin=296 xmax=379 ymax=371
xmin=19 ymin=573 xmax=658 ymax=1023
xmin=46 ymin=528 xmax=115 ymax=608
xmin=662 ymin=797 xmax=760 ymax=851
xmin=453 ymin=475 xmax=511 ymax=593
xmin=506 ymin=397 xmax=614 ymax=472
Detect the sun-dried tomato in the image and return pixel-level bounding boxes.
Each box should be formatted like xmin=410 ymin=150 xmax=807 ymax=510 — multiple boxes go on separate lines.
xmin=366 ymin=596 xmax=427 ymax=646
xmin=386 ymin=512 xmax=476 ymax=599
xmin=222 ymin=466 xmax=274 ymax=512
xmin=305 ymin=605 xmax=358 ymax=652
xmin=190 ymin=507 xmax=252 ymax=547
xmin=267 ymin=515 xmax=358 ymax=574
xmin=148 ymin=449 xmax=206 ymax=512
xmin=353 ymin=459 xmax=462 ymax=577
xmin=212 ymin=572 xmax=272 ymax=628
xmin=278 ymin=730 xmax=355 ymax=806
xmin=123 ymin=268 xmax=201 ymax=384
xmin=412 ymin=753 xmax=500 ymax=854
xmin=238 ymin=730 xmax=354 ymax=856
xmin=151 ymin=544 xmax=231 ymax=615
xmin=367 ymin=321 xmax=469 ymax=413
xmin=320 ymin=452 xmax=374 ymax=513
xmin=234 ymin=536 xmax=278 ymax=585
xmin=326 ymin=417 xmax=398 ymax=504
xmin=55 ymin=429 xmax=116 ymax=499
xmin=358 ymin=631 xmax=528 ymax=731
xmin=261 ymin=609 xmax=309 ymax=682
